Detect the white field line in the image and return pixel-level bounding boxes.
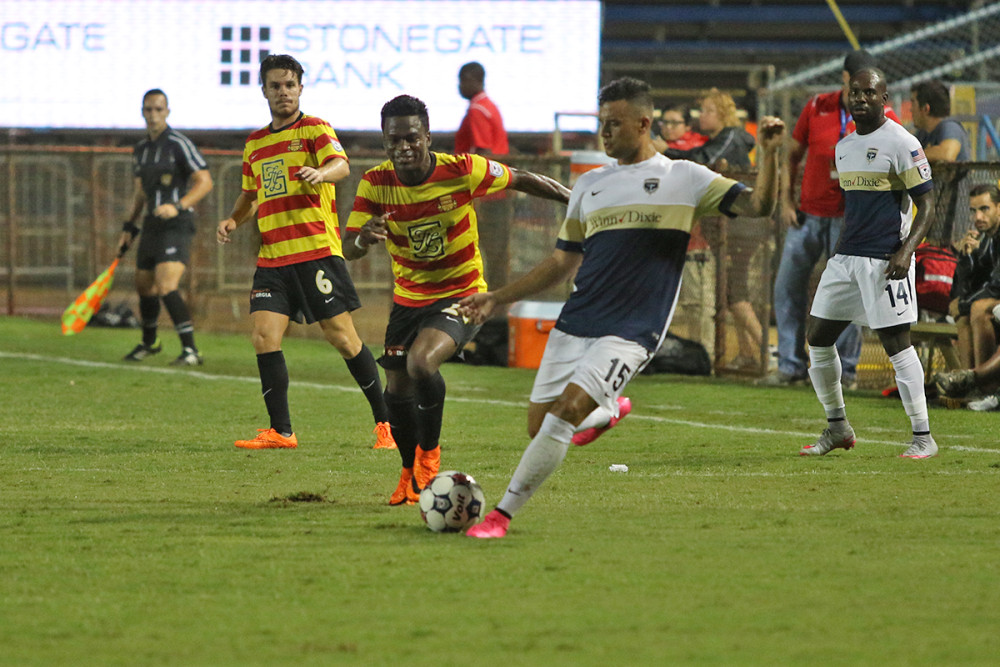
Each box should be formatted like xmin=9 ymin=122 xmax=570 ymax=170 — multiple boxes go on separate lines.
xmin=3 ymin=350 xmax=998 ymax=455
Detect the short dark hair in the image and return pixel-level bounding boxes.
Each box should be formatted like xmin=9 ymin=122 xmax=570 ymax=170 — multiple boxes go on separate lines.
xmin=459 ymin=61 xmax=485 ymax=83
xmin=598 ymin=77 xmax=654 ymax=113
xmin=969 ymin=183 xmax=1000 ymax=204
xmin=143 ymin=88 xmax=168 ymax=105
xmin=663 ymin=104 xmax=695 ymax=125
xmin=843 ymin=49 xmax=878 ymax=76
xmin=260 ymin=54 xmax=304 ymax=85
xmin=911 ymin=80 xmax=951 ymax=118
xmin=380 ymin=94 xmax=430 ymax=131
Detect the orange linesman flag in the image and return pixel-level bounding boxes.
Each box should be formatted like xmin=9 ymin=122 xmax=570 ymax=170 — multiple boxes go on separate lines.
xmin=61 ymin=258 xmax=120 ymax=335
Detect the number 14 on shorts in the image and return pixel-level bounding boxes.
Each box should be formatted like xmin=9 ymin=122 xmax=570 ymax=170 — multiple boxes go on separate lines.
xmin=884 ymin=280 xmax=911 ymax=314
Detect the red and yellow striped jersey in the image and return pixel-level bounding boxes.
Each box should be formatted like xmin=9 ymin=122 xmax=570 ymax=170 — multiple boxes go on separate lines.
xmin=347 ymin=152 xmax=511 ymax=305
xmin=241 ymin=113 xmax=348 ymax=267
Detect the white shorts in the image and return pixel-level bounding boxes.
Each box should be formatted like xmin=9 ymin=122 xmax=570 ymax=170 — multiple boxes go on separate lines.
xmin=529 ymin=329 xmax=653 ymax=414
xmin=811 ymin=255 xmax=917 ymax=330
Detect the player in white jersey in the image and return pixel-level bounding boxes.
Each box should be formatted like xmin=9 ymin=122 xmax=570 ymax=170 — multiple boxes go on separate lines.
xmin=458 ymin=77 xmax=786 ymax=538
xmin=802 ymin=68 xmax=939 ymax=460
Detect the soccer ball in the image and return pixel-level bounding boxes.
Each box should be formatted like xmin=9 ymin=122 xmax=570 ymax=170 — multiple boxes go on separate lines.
xmin=418 ymin=470 xmax=485 ymax=533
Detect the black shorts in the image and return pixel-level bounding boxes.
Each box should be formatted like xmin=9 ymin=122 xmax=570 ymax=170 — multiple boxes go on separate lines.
xmin=249 ymin=255 xmax=361 ymax=324
xmin=135 ymin=212 xmax=195 ymax=270
xmin=380 ymin=297 xmax=482 ymax=370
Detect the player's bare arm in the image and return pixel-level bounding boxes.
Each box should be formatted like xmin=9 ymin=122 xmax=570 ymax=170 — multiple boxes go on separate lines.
xmin=887 ymin=189 xmax=936 ymax=280
xmin=297 ymin=156 xmax=349 ymax=185
xmin=509 ymin=168 xmax=571 ymax=204
xmin=779 ymin=139 xmax=807 ymax=228
xmin=153 ymin=168 xmax=214 ymax=219
xmin=343 ymin=212 xmax=391 ymax=260
xmin=217 ymin=191 xmax=257 ymax=244
xmin=458 ymin=249 xmax=582 ymax=324
xmin=730 ymin=116 xmax=785 ymax=218
xmin=117 ymin=177 xmax=147 ymax=251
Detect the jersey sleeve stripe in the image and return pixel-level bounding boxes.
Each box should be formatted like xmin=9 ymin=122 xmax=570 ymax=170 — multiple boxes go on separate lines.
xmin=556 ymin=238 xmax=584 ymax=253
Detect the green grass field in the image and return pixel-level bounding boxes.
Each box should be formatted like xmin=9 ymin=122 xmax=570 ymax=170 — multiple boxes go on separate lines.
xmin=2 ymin=316 xmax=999 ymax=666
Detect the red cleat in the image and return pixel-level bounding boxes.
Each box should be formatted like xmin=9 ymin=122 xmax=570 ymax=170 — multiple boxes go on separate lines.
xmin=466 ymin=509 xmax=511 ymax=539
xmin=572 ymin=396 xmax=632 ymax=446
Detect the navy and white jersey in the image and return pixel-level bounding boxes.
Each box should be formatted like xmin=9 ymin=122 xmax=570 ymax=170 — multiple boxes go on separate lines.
xmin=835 ymin=119 xmax=933 ymax=259
xmin=554 ymin=152 xmax=745 ymax=350
xmin=133 ymin=127 xmax=208 ymax=215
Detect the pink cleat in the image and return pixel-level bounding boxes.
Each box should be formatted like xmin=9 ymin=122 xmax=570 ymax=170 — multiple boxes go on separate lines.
xmin=466 ymin=509 xmax=510 ymax=539
xmin=572 ymin=396 xmax=632 ymax=446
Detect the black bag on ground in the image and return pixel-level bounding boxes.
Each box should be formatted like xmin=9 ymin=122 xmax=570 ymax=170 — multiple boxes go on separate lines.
xmin=91 ymin=301 xmax=139 ymax=328
xmin=641 ymin=332 xmax=711 ymax=376
xmin=459 ymin=318 xmax=509 ymax=366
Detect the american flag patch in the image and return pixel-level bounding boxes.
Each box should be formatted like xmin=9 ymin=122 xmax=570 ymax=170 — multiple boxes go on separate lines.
xmin=911 ymin=147 xmax=927 ymax=161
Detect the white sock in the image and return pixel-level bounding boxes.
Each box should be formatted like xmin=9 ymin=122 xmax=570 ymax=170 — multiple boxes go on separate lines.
xmin=890 ymin=346 xmax=930 ymax=434
xmin=808 ymin=345 xmax=847 ymax=422
xmin=575 ymin=405 xmax=612 ymax=432
xmin=496 ymin=413 xmax=574 ymax=517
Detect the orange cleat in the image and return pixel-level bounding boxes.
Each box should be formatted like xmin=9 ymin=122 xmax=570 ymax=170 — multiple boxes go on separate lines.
xmin=413 ymin=444 xmax=441 ymax=490
xmin=389 ymin=467 xmax=420 ymax=505
xmin=234 ymin=428 xmax=298 ymax=450
xmin=372 ymin=421 xmax=398 ymax=450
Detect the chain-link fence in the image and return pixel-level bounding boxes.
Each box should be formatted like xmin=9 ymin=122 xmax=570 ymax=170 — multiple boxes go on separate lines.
xmin=4 ymin=144 xmax=996 ymax=389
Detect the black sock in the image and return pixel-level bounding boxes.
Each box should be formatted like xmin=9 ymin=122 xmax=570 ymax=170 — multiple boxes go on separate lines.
xmin=139 ymin=296 xmax=160 ymax=346
xmin=257 ymin=351 xmax=291 ymax=435
xmin=162 ymin=290 xmax=196 ymax=349
xmin=415 ymin=372 xmax=446 ymax=452
xmin=385 ymin=391 xmax=420 ymax=468
xmin=344 ymin=346 xmax=390 ymax=423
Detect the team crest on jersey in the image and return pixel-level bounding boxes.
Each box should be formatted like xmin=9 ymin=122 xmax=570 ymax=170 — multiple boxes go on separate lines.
xmin=160 ymin=174 xmax=173 ymax=186
xmin=288 ymin=139 xmax=303 ymax=151
xmin=866 ymin=147 xmax=879 ymax=163
xmin=488 ymin=160 xmax=504 ymax=178
xmin=332 ymin=140 xmax=344 ymax=152
xmin=643 ymin=178 xmax=659 ymax=194
xmin=438 ymin=195 xmax=457 ymax=212
xmin=262 ymin=158 xmax=288 ymax=197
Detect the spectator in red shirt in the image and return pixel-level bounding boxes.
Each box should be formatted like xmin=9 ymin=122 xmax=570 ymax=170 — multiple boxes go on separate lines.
xmin=455 ymin=62 xmax=509 ymax=156
xmin=759 ymin=50 xmax=900 ymax=387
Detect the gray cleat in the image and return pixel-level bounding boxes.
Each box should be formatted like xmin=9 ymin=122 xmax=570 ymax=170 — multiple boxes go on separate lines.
xmin=900 ymin=434 xmax=938 ymax=459
xmin=800 ymin=425 xmax=856 ymax=456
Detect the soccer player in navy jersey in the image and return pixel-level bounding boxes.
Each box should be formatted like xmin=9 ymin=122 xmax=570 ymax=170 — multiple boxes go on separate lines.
xmin=800 ymin=68 xmax=938 ymax=459
xmin=459 ymin=78 xmax=786 ymax=538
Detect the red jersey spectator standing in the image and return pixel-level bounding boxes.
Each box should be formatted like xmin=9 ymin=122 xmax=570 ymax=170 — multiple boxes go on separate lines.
xmin=760 ymin=50 xmax=900 ymax=388
xmin=455 ymin=62 xmax=509 ymax=155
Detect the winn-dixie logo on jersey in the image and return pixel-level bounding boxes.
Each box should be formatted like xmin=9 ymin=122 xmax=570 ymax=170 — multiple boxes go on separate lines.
xmin=589 ymin=210 xmax=663 ymax=230
xmin=841 ymin=174 xmax=882 ymax=188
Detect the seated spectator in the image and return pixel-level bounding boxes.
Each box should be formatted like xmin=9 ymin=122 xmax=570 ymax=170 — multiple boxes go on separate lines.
xmin=934 ymin=305 xmax=1000 ymax=411
xmin=665 ymin=88 xmax=755 ymax=172
xmin=949 ymin=184 xmax=1000 ymax=368
xmin=653 ymin=105 xmax=707 ymax=153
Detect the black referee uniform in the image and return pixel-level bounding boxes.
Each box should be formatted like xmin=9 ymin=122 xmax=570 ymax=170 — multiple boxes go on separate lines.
xmin=124 ymin=126 xmax=209 ymax=365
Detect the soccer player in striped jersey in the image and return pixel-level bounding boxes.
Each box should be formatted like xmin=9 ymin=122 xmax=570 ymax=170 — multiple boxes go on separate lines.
xmin=216 ymin=54 xmax=395 ymax=452
xmin=119 ymin=88 xmax=213 ymax=366
xmin=801 ymin=68 xmax=938 ymax=459
xmin=458 ymin=78 xmax=786 ymax=538
xmin=345 ymin=94 xmax=570 ymax=505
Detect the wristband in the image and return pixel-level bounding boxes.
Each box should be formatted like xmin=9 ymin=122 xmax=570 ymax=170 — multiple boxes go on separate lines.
xmin=354 ymin=235 xmax=367 ymax=250
xmin=122 ymin=221 xmax=140 ymax=236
